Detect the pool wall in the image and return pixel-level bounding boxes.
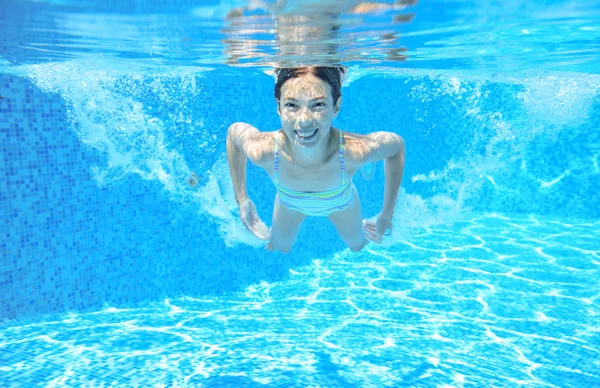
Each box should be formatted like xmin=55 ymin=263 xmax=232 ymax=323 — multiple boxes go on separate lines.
xmin=1 ymin=70 xmax=598 ymax=322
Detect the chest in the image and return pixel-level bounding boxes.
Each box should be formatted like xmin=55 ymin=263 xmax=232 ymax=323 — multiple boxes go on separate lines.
xmin=270 ymin=153 xmax=357 ymax=192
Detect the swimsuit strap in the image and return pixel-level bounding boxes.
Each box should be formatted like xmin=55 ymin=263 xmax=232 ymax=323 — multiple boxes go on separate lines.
xmin=339 ymin=129 xmax=346 ymax=185
xmin=273 ymin=129 xmax=346 ymax=186
xmin=274 ymin=133 xmax=279 ymax=185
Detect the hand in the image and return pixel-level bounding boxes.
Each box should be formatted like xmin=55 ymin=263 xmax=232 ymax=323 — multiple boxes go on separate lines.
xmin=265 ymin=239 xmax=276 ymax=252
xmin=362 ymin=212 xmax=393 ymax=244
xmin=239 ymin=199 xmax=270 ymax=240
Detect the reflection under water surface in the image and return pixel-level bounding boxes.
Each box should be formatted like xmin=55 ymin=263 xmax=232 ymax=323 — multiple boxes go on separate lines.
xmin=1 ymin=0 xmax=599 ymax=73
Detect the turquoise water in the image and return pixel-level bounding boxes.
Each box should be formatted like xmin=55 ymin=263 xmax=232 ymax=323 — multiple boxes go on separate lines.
xmin=2 ymin=215 xmax=599 ymax=386
xmin=2 ymin=0 xmax=600 ymax=386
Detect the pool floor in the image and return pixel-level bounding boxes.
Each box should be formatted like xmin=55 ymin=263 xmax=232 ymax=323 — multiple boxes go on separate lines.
xmin=1 ymin=213 xmax=599 ymax=387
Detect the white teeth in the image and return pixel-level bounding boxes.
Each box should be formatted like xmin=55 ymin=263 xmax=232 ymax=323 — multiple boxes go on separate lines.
xmin=295 ymin=128 xmax=318 ymax=139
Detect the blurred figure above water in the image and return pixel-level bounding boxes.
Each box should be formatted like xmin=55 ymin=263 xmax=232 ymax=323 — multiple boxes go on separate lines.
xmin=222 ymin=0 xmax=417 ymax=67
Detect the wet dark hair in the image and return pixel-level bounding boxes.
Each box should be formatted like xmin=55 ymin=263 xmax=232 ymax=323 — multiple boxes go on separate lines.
xmin=274 ymin=67 xmax=346 ymax=104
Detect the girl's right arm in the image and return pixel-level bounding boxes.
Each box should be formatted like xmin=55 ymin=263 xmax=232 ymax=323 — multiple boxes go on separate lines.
xmin=226 ymin=122 xmax=251 ymax=205
xmin=226 ymin=122 xmax=272 ymax=240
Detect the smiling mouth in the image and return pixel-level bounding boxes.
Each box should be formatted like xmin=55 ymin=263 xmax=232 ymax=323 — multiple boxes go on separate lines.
xmin=294 ymin=128 xmax=319 ymax=141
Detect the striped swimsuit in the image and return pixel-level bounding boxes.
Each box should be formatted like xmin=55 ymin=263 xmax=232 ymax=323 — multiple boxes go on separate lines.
xmin=274 ymin=130 xmax=354 ymax=217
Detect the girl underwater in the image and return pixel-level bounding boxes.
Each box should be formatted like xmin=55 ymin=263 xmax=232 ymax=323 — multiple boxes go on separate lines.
xmin=226 ymin=66 xmax=405 ymax=253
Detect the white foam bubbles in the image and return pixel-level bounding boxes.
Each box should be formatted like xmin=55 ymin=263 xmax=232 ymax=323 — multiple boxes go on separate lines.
xmin=21 ymin=61 xmax=195 ymax=194
xmin=12 ymin=59 xmax=261 ymax=247
xmin=196 ymin=155 xmax=266 ymax=248
xmin=379 ymin=70 xmax=599 ymax=241
xmin=519 ymin=73 xmax=600 ymax=129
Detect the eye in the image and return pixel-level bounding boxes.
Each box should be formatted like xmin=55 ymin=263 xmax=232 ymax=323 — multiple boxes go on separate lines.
xmin=284 ymin=102 xmax=298 ymax=108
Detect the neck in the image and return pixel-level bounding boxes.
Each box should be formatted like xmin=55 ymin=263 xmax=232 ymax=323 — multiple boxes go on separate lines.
xmin=284 ymin=127 xmax=336 ymax=167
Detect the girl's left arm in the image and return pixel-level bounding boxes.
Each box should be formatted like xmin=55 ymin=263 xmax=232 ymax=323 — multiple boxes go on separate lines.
xmin=365 ymin=132 xmax=406 ymax=218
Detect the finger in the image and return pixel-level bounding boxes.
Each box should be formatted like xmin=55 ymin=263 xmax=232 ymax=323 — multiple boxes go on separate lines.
xmin=363 ymin=228 xmax=378 ymax=240
xmin=245 ymin=217 xmax=270 ymax=240
xmin=363 ymin=223 xmax=376 ymax=234
xmin=372 ymin=229 xmax=383 ymax=243
xmin=362 ymin=221 xmax=377 ymax=232
xmin=251 ymin=223 xmax=270 ymax=240
xmin=243 ymin=222 xmax=268 ymax=241
xmin=365 ymin=233 xmax=381 ymax=244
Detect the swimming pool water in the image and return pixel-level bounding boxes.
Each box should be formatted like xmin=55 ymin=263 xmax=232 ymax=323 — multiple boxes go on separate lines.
xmin=2 ymin=0 xmax=600 ymax=386
xmin=1 ymin=214 xmax=598 ymax=386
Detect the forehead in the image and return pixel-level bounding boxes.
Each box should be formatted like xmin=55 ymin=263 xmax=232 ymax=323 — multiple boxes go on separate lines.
xmin=281 ymin=74 xmax=332 ymax=100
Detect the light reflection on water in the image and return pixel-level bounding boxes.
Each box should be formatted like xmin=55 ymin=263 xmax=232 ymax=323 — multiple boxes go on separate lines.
xmin=1 ymin=0 xmax=599 ymax=73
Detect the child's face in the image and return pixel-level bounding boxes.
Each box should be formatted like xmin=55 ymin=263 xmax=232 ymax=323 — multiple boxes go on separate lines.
xmin=278 ymin=73 xmax=341 ymax=148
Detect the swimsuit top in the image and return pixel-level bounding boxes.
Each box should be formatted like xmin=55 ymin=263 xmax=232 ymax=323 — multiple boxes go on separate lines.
xmin=273 ymin=129 xmax=354 ymax=217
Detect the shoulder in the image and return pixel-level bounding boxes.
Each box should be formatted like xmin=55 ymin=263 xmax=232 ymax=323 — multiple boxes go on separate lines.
xmin=342 ymin=130 xmax=404 ymax=164
xmin=228 ymin=122 xmax=276 ymax=168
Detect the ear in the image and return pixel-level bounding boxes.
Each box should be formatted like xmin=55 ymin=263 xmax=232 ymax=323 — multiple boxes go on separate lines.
xmin=334 ymin=96 xmax=343 ymax=117
xmin=276 ymin=99 xmax=281 ymax=116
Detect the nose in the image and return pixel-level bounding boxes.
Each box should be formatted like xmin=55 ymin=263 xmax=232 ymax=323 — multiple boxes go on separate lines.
xmin=297 ymin=108 xmax=314 ymax=128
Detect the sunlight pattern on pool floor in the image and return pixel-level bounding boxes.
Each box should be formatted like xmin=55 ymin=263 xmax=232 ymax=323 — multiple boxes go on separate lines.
xmin=1 ymin=213 xmax=599 ymax=387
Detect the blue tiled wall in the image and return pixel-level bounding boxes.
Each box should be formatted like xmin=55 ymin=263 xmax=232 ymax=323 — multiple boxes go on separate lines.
xmin=0 ymin=73 xmax=352 ymax=322
xmin=1 ymin=70 xmax=598 ymax=322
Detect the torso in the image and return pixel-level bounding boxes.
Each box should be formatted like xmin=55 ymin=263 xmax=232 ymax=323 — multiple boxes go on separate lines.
xmin=265 ymin=128 xmax=361 ymax=192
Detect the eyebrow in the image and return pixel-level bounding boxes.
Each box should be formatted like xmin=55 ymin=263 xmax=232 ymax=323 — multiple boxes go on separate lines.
xmin=283 ymin=97 xmax=327 ymax=101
